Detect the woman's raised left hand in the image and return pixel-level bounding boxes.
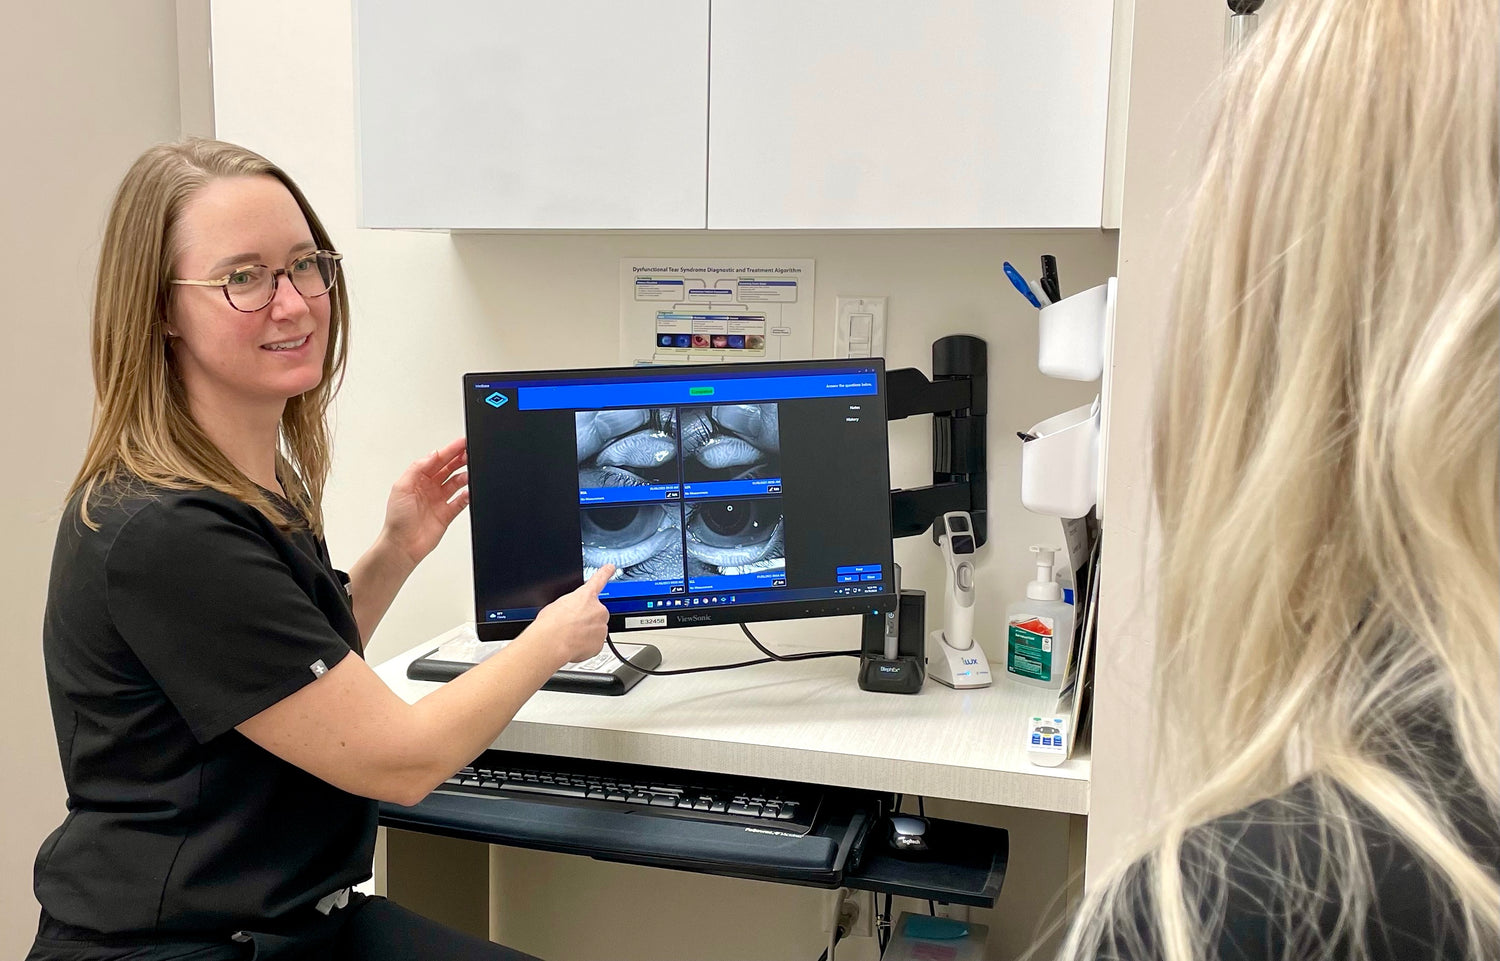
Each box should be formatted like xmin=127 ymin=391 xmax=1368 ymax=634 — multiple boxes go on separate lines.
xmin=382 ymin=437 xmax=470 ymax=568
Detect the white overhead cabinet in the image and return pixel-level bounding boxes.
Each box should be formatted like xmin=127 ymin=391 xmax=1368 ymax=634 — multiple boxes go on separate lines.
xmin=706 ymin=0 xmax=1116 ymax=229
xmin=354 ymin=1 xmax=710 ymax=229
xmin=354 ymin=1 xmax=1116 ymax=229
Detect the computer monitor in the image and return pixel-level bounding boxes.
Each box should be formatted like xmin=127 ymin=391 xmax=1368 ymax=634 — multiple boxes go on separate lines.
xmin=463 ymin=359 xmax=897 ymax=640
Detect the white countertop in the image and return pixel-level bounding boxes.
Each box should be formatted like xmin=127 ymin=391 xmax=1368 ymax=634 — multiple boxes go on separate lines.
xmin=376 ymin=623 xmax=1090 ymax=815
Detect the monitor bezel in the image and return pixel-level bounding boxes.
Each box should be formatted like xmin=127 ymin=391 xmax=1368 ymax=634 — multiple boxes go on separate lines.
xmin=463 ymin=358 xmax=898 ymax=641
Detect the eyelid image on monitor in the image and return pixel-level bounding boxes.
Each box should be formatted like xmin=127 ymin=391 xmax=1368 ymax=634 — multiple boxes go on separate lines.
xmin=463 ymin=359 xmax=897 ymax=641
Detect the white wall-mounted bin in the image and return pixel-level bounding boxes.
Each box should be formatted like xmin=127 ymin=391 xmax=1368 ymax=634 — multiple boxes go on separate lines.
xmin=1037 ymin=282 xmax=1109 ymax=381
xmin=1021 ymin=399 xmax=1100 ymax=518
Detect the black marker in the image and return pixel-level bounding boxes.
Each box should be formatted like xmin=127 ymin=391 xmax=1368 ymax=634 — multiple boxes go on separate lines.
xmin=1040 ymin=254 xmax=1061 ymax=302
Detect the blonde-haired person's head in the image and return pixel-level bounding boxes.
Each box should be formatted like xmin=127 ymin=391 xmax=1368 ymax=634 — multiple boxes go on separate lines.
xmin=1057 ymin=0 xmax=1499 ymax=959
xmin=73 ymin=138 xmax=349 ymax=531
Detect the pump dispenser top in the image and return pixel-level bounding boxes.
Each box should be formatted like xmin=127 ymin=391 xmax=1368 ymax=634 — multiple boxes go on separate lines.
xmin=1027 ymin=546 xmax=1062 ymax=601
xmin=1006 ymin=545 xmax=1073 ymax=690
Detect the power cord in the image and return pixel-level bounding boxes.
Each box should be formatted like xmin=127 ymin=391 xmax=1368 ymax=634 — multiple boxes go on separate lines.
xmin=879 ymin=801 xmax=900 ymax=954
xmin=814 ymin=915 xmax=852 ymax=961
xmin=918 ymin=796 xmax=936 ymax=916
xmin=604 ymin=623 xmax=860 ymax=676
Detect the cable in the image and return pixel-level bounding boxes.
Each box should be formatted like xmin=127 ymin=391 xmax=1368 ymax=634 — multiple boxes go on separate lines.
xmin=917 ymin=797 xmax=937 ymax=916
xmin=604 ymin=633 xmax=776 ymax=675
xmin=814 ymin=913 xmax=850 ymax=961
xmin=603 ymin=623 xmax=859 ymax=677
xmin=737 ymin=623 xmax=861 ymax=662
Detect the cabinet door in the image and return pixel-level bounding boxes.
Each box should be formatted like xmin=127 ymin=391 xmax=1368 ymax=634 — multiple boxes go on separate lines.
xmin=355 ymin=1 xmax=708 ymax=229
xmin=707 ymin=1 xmax=1115 ymax=229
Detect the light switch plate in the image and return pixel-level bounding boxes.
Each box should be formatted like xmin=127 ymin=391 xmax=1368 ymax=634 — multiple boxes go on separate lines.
xmin=834 ymin=296 xmax=888 ymax=358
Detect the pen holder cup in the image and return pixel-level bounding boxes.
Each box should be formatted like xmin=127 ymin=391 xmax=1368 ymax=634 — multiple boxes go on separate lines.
xmin=1037 ymin=283 xmax=1108 ymax=381
xmin=1020 ymin=402 xmax=1099 ymax=518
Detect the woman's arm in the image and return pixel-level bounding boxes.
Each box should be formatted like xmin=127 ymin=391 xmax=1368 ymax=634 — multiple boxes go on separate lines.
xmin=236 ymin=567 xmax=613 ymax=806
xmin=346 ymin=532 xmax=417 ymax=646
xmin=346 ymin=437 xmax=469 ymax=645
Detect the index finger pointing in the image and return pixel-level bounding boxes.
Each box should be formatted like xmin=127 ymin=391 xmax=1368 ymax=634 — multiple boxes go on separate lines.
xmin=580 ymin=564 xmax=615 ymax=597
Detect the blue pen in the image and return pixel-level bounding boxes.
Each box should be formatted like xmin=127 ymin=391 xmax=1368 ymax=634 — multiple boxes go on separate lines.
xmin=1003 ymin=261 xmax=1043 ymax=309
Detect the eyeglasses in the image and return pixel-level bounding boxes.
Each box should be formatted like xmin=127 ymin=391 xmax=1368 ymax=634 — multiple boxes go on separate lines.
xmin=170 ymin=250 xmax=343 ymax=313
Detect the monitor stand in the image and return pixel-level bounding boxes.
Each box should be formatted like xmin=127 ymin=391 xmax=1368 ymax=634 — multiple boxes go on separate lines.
xmin=406 ymin=634 xmax=662 ymax=696
xmin=545 ymin=641 xmax=661 ymax=695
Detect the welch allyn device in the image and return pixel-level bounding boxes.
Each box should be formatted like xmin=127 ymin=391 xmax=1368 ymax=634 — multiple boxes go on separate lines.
xmin=927 ymin=511 xmax=992 ymax=689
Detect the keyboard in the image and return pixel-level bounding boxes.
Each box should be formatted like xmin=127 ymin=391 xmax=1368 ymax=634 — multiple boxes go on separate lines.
xmin=438 ymin=749 xmax=821 ymax=836
xmin=385 ymin=750 xmax=876 ymax=886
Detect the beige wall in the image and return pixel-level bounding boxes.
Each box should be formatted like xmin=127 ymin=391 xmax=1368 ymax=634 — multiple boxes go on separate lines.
xmin=1091 ymin=0 xmax=1231 ymax=875
xmin=0 ymin=2 xmax=183 ymax=951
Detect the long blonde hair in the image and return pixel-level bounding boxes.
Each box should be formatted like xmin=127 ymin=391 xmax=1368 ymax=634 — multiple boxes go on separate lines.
xmin=1061 ymin=0 xmax=1499 ymax=958
xmin=71 ymin=139 xmax=348 ymax=532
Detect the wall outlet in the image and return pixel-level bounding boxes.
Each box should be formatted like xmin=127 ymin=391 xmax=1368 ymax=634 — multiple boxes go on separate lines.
xmin=835 ymin=296 xmax=888 ymax=358
xmin=825 ymin=890 xmax=877 ymax=941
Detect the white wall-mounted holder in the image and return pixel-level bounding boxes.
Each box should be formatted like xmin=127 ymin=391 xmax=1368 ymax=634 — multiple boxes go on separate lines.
xmin=1020 ymin=399 xmax=1100 ymax=518
xmin=1037 ymin=282 xmax=1109 ymax=381
xmin=1095 ymin=277 xmax=1118 ymax=522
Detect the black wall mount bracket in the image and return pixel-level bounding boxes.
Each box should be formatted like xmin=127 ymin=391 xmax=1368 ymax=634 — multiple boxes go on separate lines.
xmin=887 ymin=335 xmax=988 ymax=547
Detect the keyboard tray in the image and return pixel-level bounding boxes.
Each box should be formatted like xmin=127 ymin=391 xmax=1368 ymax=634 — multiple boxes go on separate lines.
xmin=381 ymin=793 xmax=1010 ymax=906
xmin=843 ymin=817 xmax=1009 ymax=908
xmin=380 ymin=787 xmax=875 ymax=888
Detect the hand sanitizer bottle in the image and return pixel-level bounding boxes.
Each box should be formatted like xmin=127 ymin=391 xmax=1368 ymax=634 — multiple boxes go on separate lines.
xmin=1005 ymin=547 xmax=1074 ymax=689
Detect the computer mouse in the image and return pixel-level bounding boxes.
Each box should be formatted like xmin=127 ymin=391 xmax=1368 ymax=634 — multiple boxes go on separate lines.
xmin=888 ymin=814 xmax=930 ymax=856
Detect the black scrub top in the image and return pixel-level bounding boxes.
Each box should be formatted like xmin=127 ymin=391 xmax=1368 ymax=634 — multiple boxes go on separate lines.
xmin=33 ymin=480 xmax=376 ymax=939
xmin=1101 ymin=725 xmax=1499 ymax=961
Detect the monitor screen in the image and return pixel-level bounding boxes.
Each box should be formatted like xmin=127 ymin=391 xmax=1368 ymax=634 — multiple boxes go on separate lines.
xmin=463 ymin=359 xmax=897 ymax=640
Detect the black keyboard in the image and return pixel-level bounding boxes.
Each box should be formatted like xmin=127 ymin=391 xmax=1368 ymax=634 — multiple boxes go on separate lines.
xmin=437 ymin=749 xmax=821 ymax=836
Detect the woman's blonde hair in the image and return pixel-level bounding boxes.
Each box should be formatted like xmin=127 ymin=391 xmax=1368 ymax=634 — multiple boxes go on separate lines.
xmin=1060 ymin=0 xmax=1498 ymax=958
xmin=71 ymin=138 xmax=348 ymax=533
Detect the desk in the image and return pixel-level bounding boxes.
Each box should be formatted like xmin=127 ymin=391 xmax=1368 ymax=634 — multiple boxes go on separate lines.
xmin=378 ymin=623 xmax=1089 ymax=817
xmin=375 ymin=623 xmax=1089 ymax=960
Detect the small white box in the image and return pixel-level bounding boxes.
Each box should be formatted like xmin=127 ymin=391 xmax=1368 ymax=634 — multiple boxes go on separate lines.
xmin=1037 ymin=282 xmax=1108 ymax=381
xmin=1020 ymin=400 xmax=1099 ymax=518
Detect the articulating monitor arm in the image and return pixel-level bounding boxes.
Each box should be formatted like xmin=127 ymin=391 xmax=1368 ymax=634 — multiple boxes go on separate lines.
xmin=886 ymin=335 xmax=988 ymax=547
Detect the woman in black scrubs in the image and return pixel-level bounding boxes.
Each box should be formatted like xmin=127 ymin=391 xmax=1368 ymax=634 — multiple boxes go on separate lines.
xmin=28 ymin=139 xmax=613 ymax=960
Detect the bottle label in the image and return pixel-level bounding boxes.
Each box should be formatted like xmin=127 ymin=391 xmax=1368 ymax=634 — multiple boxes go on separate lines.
xmin=1007 ymin=615 xmax=1054 ymax=681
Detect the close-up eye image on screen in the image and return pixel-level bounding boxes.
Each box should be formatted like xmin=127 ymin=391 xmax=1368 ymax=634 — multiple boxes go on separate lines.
xmin=679 ymin=404 xmax=780 ymax=485
xmin=576 ymin=408 xmax=679 ymax=488
xmin=684 ymin=496 xmax=785 ymax=580
xmin=576 ymin=408 xmax=686 ymax=591
xmin=579 ymin=501 xmax=684 ymax=586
